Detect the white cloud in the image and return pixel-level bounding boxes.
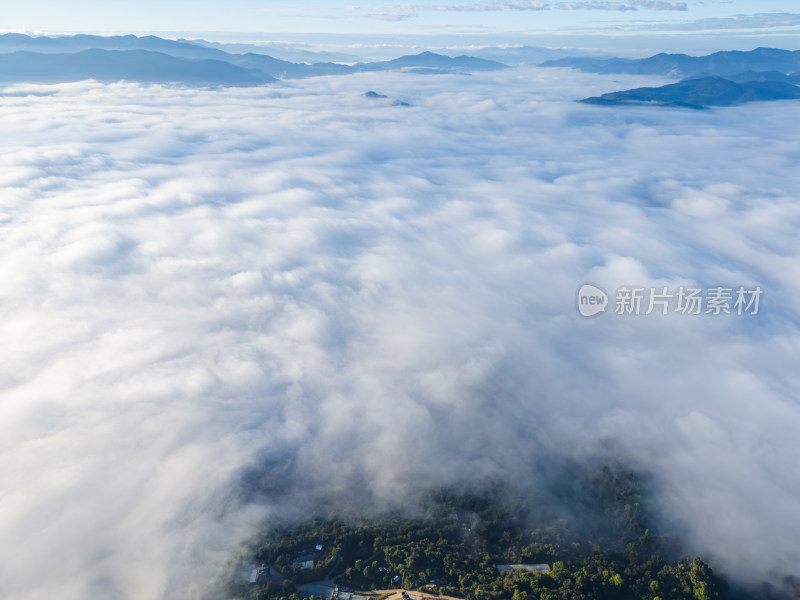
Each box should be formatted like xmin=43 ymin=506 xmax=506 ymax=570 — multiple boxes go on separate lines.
xmin=349 ymin=0 xmax=686 ymax=20
xmin=555 ymin=0 xmax=688 ymax=7
xmin=629 ymin=0 xmax=687 ymax=9
xmin=348 ymin=1 xmax=548 ymax=21
xmin=637 ymin=11 xmax=800 ymax=30
xmin=556 ymin=1 xmax=635 ymax=9
xmin=0 ymin=69 xmax=799 ymax=599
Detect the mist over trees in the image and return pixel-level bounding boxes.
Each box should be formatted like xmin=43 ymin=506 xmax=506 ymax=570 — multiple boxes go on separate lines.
xmin=227 ymin=466 xmax=740 ymax=600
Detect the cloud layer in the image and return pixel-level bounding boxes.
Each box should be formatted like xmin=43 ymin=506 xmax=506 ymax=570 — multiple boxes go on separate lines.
xmin=350 ymin=0 xmax=686 ymax=21
xmin=0 ymin=68 xmax=799 ymax=600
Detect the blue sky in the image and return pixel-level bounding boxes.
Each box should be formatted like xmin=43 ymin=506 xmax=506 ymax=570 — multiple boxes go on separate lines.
xmin=4 ymin=0 xmax=800 ymax=38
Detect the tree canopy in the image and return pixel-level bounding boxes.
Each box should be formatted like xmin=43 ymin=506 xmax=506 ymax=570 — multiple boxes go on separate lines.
xmin=227 ymin=466 xmax=729 ymax=600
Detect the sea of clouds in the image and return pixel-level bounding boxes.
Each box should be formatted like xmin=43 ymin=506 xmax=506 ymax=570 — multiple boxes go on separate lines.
xmin=0 ymin=67 xmax=798 ymax=600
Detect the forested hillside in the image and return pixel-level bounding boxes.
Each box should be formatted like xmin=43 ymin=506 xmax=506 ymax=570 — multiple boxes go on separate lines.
xmin=229 ymin=467 xmax=729 ymax=600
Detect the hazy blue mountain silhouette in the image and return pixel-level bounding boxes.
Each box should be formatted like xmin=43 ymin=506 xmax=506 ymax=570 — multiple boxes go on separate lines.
xmin=581 ymin=76 xmax=800 ymax=109
xmin=183 ymin=39 xmax=360 ymax=64
xmin=357 ymin=51 xmax=507 ymax=72
xmin=0 ymin=49 xmax=275 ymax=86
xmin=228 ymin=53 xmax=356 ymax=79
xmin=0 ymin=33 xmax=232 ymax=60
xmin=0 ymin=35 xmax=591 ymax=68
xmin=439 ymin=45 xmax=606 ymax=66
xmin=0 ymin=34 xmax=357 ymax=71
xmin=542 ymin=47 xmax=800 ymax=78
xmin=363 ymin=90 xmax=411 ymax=106
xmin=0 ymin=35 xmax=505 ymax=83
xmin=727 ymin=70 xmax=800 ymax=84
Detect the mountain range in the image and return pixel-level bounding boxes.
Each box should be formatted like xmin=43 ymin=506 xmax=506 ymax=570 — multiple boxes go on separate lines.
xmin=581 ymin=76 xmax=800 ymax=109
xmin=0 ymin=49 xmax=275 ymax=86
xmin=357 ymin=51 xmax=507 ymax=72
xmin=541 ymin=47 xmax=800 ymax=79
xmin=0 ymin=34 xmax=506 ymax=86
xmin=4 ymin=35 xmax=800 ymax=101
xmin=438 ymin=45 xmax=608 ymax=66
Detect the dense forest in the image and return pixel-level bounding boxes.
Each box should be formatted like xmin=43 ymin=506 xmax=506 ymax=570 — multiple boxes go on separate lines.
xmin=227 ymin=465 xmax=732 ymax=600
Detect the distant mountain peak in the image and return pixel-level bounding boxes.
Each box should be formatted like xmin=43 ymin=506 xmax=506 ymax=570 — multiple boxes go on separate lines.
xmin=581 ymin=75 xmax=800 ymax=109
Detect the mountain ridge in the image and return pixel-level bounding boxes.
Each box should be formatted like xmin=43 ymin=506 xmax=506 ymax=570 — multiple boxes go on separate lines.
xmin=0 ymin=34 xmax=507 ymax=85
xmin=581 ymin=75 xmax=800 ymax=109
xmin=542 ymin=47 xmax=800 ymax=78
xmin=0 ymin=48 xmax=276 ymax=86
